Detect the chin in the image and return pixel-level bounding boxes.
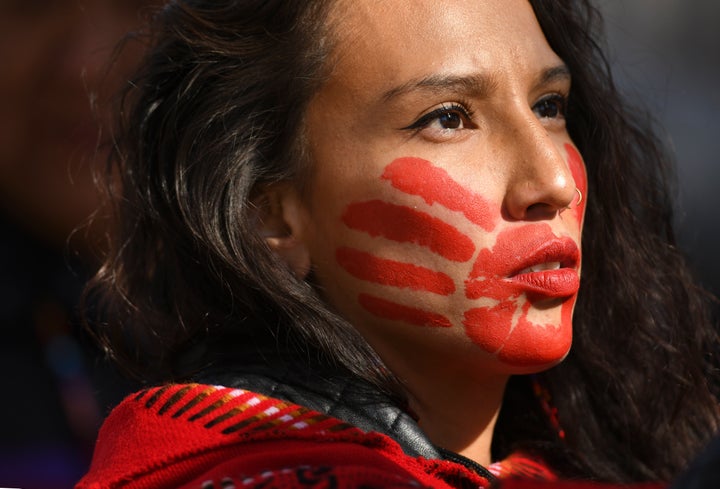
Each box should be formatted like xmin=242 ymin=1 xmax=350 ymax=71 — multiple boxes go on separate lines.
xmin=495 ymin=333 xmax=572 ymax=374
xmin=463 ymin=295 xmax=575 ymax=372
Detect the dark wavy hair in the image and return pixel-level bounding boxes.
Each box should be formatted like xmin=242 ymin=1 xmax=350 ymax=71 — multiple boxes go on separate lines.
xmin=87 ymin=0 xmax=720 ymax=483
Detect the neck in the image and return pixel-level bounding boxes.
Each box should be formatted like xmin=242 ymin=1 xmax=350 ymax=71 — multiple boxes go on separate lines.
xmin=405 ymin=368 xmax=508 ymax=467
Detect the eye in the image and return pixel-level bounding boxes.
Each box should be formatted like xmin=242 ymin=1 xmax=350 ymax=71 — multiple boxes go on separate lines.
xmin=403 ymin=104 xmax=473 ymax=132
xmin=533 ymin=94 xmax=567 ymax=120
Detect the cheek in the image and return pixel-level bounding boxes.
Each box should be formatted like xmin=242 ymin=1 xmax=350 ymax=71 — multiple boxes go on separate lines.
xmin=382 ymin=157 xmax=496 ymax=231
xmin=342 ymin=200 xmax=475 ymax=262
xmin=325 ymin=155 xmax=575 ymax=369
xmin=564 ymin=143 xmax=587 ymax=224
xmin=333 ymin=156 xmax=496 ymax=328
xmin=336 ymin=247 xmax=456 ymax=296
xmin=358 ymin=293 xmax=453 ymax=329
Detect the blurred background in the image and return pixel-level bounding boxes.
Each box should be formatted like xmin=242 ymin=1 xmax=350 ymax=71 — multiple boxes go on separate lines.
xmin=0 ymin=1 xmax=717 ymax=488
xmin=598 ymin=0 xmax=720 ymax=300
xmin=0 ymin=2 xmax=156 ymax=488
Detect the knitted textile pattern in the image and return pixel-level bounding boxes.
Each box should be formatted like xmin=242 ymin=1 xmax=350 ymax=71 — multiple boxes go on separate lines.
xmin=77 ymin=383 xmax=497 ymax=489
xmin=76 ymin=383 xmax=665 ymax=489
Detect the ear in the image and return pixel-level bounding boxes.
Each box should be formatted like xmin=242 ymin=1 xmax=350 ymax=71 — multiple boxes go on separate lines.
xmin=255 ymin=184 xmax=312 ymax=280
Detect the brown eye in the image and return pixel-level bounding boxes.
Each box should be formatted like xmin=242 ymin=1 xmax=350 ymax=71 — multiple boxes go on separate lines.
xmin=436 ymin=110 xmax=463 ymax=129
xmin=404 ymin=104 xmax=472 ymax=131
xmin=533 ymin=94 xmax=567 ymax=119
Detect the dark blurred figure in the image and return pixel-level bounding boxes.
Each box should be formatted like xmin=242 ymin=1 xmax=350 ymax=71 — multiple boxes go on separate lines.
xmin=0 ymin=2 xmax=156 ymax=488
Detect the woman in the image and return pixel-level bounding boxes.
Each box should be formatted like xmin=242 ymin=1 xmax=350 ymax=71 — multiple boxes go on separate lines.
xmin=78 ymin=0 xmax=720 ymax=487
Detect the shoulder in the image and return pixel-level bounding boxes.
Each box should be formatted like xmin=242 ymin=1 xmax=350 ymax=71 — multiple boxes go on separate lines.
xmin=76 ymin=383 xmax=482 ymax=489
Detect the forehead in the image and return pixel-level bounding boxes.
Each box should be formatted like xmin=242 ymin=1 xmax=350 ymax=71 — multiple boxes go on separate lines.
xmin=324 ymin=0 xmax=562 ymax=95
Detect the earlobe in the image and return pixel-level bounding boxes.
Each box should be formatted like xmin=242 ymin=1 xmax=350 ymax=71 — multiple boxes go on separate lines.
xmin=256 ymin=185 xmax=312 ymax=280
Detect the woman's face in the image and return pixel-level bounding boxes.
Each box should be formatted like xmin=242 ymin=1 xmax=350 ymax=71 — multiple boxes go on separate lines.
xmin=295 ymin=0 xmax=586 ymax=378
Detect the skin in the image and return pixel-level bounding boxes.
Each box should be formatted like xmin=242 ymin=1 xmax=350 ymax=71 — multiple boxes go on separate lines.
xmin=0 ymin=0 xmax=152 ymax=250
xmin=266 ymin=0 xmax=586 ymax=466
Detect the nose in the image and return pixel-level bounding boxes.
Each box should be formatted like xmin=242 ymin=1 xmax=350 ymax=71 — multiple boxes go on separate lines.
xmin=502 ymin=116 xmax=577 ymax=221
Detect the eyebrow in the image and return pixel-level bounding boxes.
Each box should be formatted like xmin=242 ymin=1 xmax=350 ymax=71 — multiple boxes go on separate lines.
xmin=380 ymin=64 xmax=571 ymax=103
xmin=535 ymin=64 xmax=572 ymax=89
xmin=381 ymin=73 xmax=500 ymax=103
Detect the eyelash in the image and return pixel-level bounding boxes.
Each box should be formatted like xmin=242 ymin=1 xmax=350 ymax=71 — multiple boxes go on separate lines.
xmin=402 ymin=93 xmax=568 ymax=134
xmin=402 ymin=103 xmax=474 ymax=131
xmin=532 ymin=93 xmax=568 ymax=120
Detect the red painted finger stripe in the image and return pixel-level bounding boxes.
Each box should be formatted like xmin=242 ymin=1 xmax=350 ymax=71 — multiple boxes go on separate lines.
xmin=337 ymin=247 xmax=455 ymax=295
xmin=382 ymin=157 xmax=496 ymax=232
xmin=358 ymin=293 xmax=452 ymax=328
xmin=342 ymin=200 xmax=475 ymax=262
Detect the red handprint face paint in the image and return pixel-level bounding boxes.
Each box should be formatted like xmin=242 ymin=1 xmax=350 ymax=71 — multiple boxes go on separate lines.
xmin=463 ymin=223 xmax=579 ymax=365
xmin=381 ymin=157 xmax=496 ymax=232
xmin=336 ymin=246 xmax=456 ymax=295
xmin=297 ymin=0 xmax=586 ymax=378
xmin=329 ymin=155 xmax=582 ymax=368
xmin=342 ymin=199 xmax=475 ymax=262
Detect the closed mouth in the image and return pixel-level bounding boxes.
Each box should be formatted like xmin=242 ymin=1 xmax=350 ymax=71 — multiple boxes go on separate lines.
xmin=465 ymin=233 xmax=580 ymax=301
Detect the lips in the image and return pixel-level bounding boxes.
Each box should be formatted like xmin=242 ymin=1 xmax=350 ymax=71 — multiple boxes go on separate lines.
xmin=505 ymin=237 xmax=579 ymax=297
xmin=506 ymin=268 xmax=579 ymax=298
xmin=465 ymin=224 xmax=580 ymax=300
